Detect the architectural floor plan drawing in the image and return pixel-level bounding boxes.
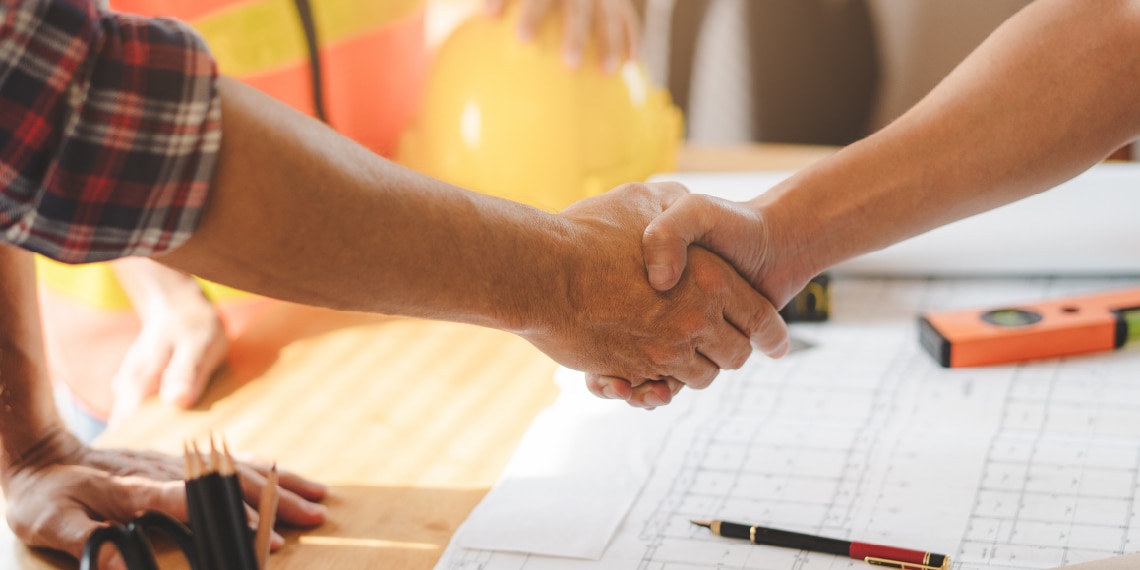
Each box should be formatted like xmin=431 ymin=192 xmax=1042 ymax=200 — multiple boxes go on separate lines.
xmin=437 ymin=278 xmax=1140 ymax=570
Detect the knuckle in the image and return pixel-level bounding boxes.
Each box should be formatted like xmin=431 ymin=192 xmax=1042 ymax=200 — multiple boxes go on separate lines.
xmin=688 ymin=257 xmax=726 ymax=291
xmin=617 ymin=181 xmax=652 ymax=199
xmin=725 ymin=346 xmax=750 ymax=370
xmin=656 ymin=181 xmax=691 ymax=200
xmin=644 ymin=345 xmax=674 ymax=371
xmin=638 ymin=337 xmax=670 ymax=364
xmin=689 ymin=367 xmax=718 ymax=390
xmin=743 ymin=308 xmax=777 ymax=339
xmin=666 ymin=311 xmax=703 ymax=340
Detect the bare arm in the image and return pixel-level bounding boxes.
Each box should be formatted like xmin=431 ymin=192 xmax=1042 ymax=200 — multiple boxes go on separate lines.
xmin=158 ymin=80 xmax=572 ymax=331
xmin=156 ymin=77 xmax=787 ymax=393
xmin=0 ymin=245 xmax=62 ymax=477
xmin=642 ymin=0 xmax=1140 ymax=306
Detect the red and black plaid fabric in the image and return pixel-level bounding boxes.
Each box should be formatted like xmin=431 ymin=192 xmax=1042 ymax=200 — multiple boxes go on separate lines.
xmin=0 ymin=0 xmax=220 ymax=263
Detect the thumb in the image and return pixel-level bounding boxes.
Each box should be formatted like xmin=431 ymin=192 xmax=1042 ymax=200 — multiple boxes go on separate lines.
xmin=642 ymin=194 xmax=714 ymax=291
xmin=21 ymin=506 xmax=123 ymax=569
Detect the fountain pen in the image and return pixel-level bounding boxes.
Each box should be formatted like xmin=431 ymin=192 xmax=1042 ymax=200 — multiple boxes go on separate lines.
xmin=691 ymin=520 xmax=950 ymax=570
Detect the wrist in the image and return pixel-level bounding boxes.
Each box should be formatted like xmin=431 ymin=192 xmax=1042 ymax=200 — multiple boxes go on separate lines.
xmin=746 ymin=193 xmax=828 ymax=308
xmin=113 ymin=258 xmax=210 ymax=317
xmin=0 ymin=423 xmax=81 ymax=488
xmin=484 ymin=213 xmax=578 ymax=339
xmin=753 ymin=139 xmax=914 ymax=299
xmin=0 ymin=346 xmax=69 ymax=481
xmin=507 ymin=211 xmax=631 ymax=367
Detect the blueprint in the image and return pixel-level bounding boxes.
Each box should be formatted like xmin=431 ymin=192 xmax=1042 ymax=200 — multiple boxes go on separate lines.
xmin=437 ymin=277 xmax=1140 ymax=570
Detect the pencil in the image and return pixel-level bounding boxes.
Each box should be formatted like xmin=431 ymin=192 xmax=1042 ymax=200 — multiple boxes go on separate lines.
xmin=188 ymin=440 xmax=230 ymax=570
xmin=254 ymin=463 xmax=279 ymax=570
xmin=215 ymin=436 xmax=260 ymax=570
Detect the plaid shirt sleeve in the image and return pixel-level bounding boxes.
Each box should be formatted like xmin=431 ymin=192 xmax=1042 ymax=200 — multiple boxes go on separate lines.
xmin=0 ymin=0 xmax=221 ymax=263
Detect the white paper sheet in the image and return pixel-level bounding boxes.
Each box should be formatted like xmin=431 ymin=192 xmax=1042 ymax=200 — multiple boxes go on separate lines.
xmin=650 ymin=163 xmax=1140 ymax=277
xmin=438 ymin=277 xmax=1140 ymax=570
xmin=450 ymin=367 xmax=694 ymax=559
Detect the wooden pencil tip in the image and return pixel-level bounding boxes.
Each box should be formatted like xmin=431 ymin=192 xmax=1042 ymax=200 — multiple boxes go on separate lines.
xmin=209 ymin=434 xmax=222 ymax=473
xmin=182 ymin=440 xmax=191 ymax=480
xmin=191 ymin=440 xmax=206 ymax=475
xmin=266 ymin=462 xmax=279 ymax=490
xmin=255 ymin=461 xmax=281 ymax=570
xmin=219 ymin=437 xmax=236 ymax=476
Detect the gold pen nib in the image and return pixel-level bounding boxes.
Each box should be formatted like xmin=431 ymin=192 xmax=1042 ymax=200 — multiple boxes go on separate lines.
xmin=691 ymin=520 xmax=713 ymax=529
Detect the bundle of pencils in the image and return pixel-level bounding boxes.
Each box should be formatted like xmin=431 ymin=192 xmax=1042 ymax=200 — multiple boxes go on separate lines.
xmin=183 ymin=436 xmax=279 ymax=570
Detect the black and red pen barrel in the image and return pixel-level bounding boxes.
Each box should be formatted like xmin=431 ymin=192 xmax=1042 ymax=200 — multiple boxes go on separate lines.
xmin=853 ymin=542 xmax=949 ymax=570
xmin=696 ymin=520 xmax=949 ymax=570
xmin=712 ymin=521 xmax=849 ymax=555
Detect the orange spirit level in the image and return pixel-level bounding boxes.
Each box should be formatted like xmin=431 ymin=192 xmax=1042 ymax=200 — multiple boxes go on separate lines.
xmin=919 ymin=287 xmax=1140 ymax=368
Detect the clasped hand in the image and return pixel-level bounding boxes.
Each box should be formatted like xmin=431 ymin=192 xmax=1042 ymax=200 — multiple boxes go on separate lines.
xmin=533 ymin=182 xmax=789 ymax=409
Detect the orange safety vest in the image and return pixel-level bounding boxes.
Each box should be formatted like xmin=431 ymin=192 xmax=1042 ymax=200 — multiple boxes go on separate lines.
xmin=41 ymin=0 xmax=431 ymax=420
xmin=109 ymin=0 xmax=430 ymax=158
xmin=41 ymin=0 xmax=431 ymax=311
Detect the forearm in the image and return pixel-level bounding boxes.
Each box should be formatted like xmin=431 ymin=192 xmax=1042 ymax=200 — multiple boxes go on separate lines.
xmin=156 ymin=77 xmax=572 ymax=335
xmin=760 ymin=0 xmax=1140 ymax=282
xmin=0 ymin=245 xmax=65 ymax=478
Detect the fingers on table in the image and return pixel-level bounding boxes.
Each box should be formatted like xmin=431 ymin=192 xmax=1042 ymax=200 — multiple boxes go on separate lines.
xmin=232 ymin=455 xmax=328 ymax=503
xmin=234 ymin=463 xmax=326 ymax=526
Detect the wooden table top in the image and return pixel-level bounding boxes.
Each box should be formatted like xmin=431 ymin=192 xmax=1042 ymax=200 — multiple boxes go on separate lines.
xmin=0 ymin=144 xmax=832 ymax=569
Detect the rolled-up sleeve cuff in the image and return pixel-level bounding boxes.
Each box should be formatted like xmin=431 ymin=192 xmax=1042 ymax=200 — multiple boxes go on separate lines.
xmin=0 ymin=0 xmax=221 ymax=263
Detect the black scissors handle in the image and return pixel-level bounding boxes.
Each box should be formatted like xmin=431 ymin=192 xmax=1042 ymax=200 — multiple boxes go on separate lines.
xmin=81 ymin=512 xmax=200 ymax=570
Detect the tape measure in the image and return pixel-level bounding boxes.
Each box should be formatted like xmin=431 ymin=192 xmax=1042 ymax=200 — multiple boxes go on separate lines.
xmin=780 ymin=273 xmax=831 ymax=323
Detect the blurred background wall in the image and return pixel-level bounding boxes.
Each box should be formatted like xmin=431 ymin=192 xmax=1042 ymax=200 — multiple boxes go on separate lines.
xmin=640 ymin=0 xmax=1032 ymax=145
xmin=429 ymin=0 xmax=1136 ymax=156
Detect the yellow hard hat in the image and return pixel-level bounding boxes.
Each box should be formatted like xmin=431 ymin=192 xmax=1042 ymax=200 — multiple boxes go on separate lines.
xmin=398 ymin=6 xmax=682 ymax=213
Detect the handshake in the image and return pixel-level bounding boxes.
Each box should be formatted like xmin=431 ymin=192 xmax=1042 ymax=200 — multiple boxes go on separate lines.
xmin=528 ymin=180 xmax=817 ymax=410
